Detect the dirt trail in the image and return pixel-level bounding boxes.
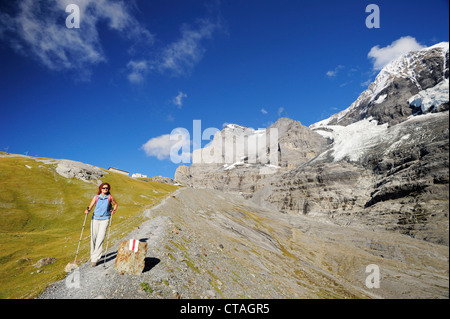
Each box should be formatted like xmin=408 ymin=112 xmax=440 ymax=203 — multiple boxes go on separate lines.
xmin=38 ymin=187 xmax=449 ymax=299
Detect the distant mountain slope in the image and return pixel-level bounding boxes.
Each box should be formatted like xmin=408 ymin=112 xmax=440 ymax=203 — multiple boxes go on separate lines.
xmin=270 ymin=111 xmax=449 ymax=244
xmin=0 ymin=153 xmax=177 ymax=298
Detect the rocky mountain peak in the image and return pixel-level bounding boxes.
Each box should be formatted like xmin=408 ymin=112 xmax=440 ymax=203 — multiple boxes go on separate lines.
xmin=312 ymin=42 xmax=449 ymax=127
xmin=175 ymin=117 xmax=329 ymax=189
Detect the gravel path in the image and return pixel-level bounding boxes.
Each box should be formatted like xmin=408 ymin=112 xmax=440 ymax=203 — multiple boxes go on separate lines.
xmin=38 ymin=214 xmax=174 ymax=299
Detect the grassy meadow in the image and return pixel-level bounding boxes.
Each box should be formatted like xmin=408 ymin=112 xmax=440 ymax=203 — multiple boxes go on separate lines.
xmin=0 ymin=153 xmax=178 ymax=298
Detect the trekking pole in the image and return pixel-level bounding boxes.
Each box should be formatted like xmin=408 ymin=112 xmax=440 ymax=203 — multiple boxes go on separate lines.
xmin=103 ymin=214 xmax=113 ymax=268
xmin=74 ymin=212 xmax=88 ymax=265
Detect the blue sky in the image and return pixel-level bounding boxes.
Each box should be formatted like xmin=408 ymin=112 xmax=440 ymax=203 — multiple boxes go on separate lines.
xmin=0 ymin=0 xmax=448 ymax=179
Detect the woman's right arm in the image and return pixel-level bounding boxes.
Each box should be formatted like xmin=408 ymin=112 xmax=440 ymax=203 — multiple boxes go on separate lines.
xmin=85 ymin=197 xmax=96 ymax=214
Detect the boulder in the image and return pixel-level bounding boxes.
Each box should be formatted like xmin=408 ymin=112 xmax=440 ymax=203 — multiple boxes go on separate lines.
xmin=114 ymin=240 xmax=148 ymax=275
xmin=150 ymin=176 xmax=178 ymax=185
xmin=64 ymin=260 xmax=82 ymax=272
xmin=55 ymin=159 xmax=106 ymax=183
xmin=34 ymin=257 xmax=56 ymax=268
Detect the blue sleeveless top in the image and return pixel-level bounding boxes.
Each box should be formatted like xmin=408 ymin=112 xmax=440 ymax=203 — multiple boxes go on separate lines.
xmin=93 ymin=195 xmax=111 ymax=220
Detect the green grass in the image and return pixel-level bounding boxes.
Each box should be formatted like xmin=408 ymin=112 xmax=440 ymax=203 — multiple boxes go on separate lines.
xmin=0 ymin=154 xmax=178 ymax=298
xmin=140 ymin=282 xmax=153 ymax=294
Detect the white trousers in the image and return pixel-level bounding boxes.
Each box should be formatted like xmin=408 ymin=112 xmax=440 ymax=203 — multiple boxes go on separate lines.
xmin=90 ymin=219 xmax=110 ymax=263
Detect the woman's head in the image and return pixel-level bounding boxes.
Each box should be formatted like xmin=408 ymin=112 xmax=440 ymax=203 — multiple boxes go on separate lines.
xmin=97 ymin=182 xmax=111 ymax=195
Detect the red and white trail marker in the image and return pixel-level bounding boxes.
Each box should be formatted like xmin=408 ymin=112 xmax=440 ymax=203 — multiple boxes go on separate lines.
xmin=128 ymin=239 xmax=139 ymax=252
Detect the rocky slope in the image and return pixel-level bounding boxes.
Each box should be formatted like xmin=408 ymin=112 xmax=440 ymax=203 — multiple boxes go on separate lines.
xmin=174 ymin=42 xmax=449 ymax=246
xmin=38 ymin=188 xmax=449 ymax=299
xmin=262 ymin=112 xmax=449 ymax=245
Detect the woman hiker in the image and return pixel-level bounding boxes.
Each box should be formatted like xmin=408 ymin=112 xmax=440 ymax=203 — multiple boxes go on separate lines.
xmin=85 ymin=182 xmax=118 ymax=267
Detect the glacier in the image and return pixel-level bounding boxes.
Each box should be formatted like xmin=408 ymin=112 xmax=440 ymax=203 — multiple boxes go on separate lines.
xmin=408 ymin=79 xmax=449 ymax=113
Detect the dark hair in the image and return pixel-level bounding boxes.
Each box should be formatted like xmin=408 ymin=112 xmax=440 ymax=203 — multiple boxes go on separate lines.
xmin=97 ymin=182 xmax=111 ymax=195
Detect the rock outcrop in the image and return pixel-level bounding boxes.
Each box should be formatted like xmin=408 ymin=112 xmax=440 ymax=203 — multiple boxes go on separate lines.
xmin=34 ymin=257 xmax=56 ymax=269
xmin=150 ymin=176 xmax=178 ymax=185
xmin=258 ymin=111 xmax=449 ymax=245
xmin=55 ymin=159 xmax=107 ymax=183
xmin=115 ymin=240 xmax=148 ymax=275
xmin=175 ymin=118 xmax=330 ymax=196
xmin=271 ymin=118 xmax=331 ymax=168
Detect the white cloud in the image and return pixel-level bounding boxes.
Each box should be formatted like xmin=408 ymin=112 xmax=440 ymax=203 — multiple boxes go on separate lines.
xmin=173 ymin=91 xmax=188 ymax=108
xmin=0 ymin=0 xmax=153 ymax=80
xmin=368 ymin=36 xmax=426 ymax=70
xmin=141 ymin=129 xmax=191 ymax=162
xmin=141 ymin=134 xmax=175 ymax=160
xmin=124 ymin=18 xmax=220 ymax=82
xmin=127 ymin=60 xmax=149 ymax=83
xmin=1 ymin=1 xmax=221 ymax=82
xmin=261 ymin=108 xmax=268 ymax=115
xmin=153 ymin=19 xmax=219 ymax=76
xmin=339 ymin=81 xmax=351 ymax=87
xmin=277 ymin=107 xmax=284 ymax=117
xmin=326 ymin=65 xmax=344 ymax=77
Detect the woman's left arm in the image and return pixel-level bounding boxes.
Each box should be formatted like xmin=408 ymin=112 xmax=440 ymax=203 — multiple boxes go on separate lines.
xmin=111 ymin=196 xmax=118 ymax=214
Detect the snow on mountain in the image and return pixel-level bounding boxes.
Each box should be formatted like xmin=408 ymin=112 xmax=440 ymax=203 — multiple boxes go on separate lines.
xmin=374 ymin=94 xmax=387 ymax=104
xmin=312 ymin=109 xmax=449 ymax=163
xmin=311 ymin=42 xmax=449 ymax=128
xmin=408 ymin=79 xmax=449 ymax=113
xmin=309 ymin=42 xmax=449 ymax=163
xmin=313 ymin=119 xmax=389 ymax=162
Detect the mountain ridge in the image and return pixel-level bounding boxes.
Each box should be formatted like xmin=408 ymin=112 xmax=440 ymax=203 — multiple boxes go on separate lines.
xmin=312 ymin=42 xmax=449 ymax=127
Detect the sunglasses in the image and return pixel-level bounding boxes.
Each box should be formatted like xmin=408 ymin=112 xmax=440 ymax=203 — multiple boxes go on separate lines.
xmin=102 ymin=187 xmax=109 ymax=189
